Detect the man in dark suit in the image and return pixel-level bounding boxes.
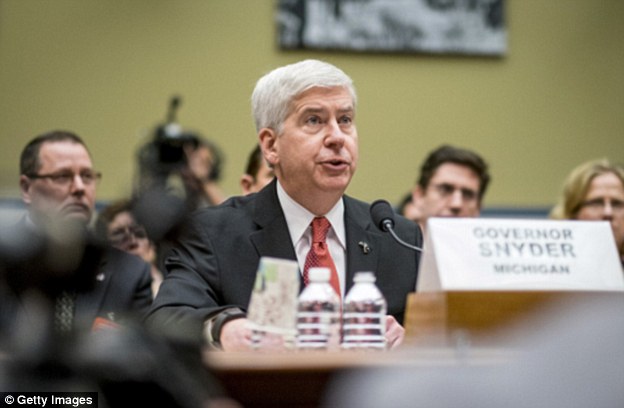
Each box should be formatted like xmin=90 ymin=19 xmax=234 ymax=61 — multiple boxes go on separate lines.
xmin=147 ymin=59 xmax=422 ymax=351
xmin=4 ymin=130 xmax=153 ymax=337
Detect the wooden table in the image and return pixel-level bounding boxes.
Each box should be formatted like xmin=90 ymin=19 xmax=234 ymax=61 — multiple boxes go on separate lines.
xmin=204 ymin=347 xmax=516 ymax=408
xmin=205 ymin=291 xmax=622 ymax=407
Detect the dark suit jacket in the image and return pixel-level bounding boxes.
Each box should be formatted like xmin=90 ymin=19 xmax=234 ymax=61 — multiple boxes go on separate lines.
xmin=147 ymin=180 xmax=422 ymax=340
xmin=73 ymin=246 xmax=153 ymax=329
xmin=1 ymin=218 xmax=153 ymax=336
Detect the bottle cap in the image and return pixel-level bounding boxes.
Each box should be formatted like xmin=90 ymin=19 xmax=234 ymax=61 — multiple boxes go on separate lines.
xmin=308 ymin=267 xmax=330 ymax=282
xmin=353 ymin=271 xmax=376 ymax=283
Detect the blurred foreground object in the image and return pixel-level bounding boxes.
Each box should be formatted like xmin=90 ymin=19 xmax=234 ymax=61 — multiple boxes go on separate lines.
xmin=324 ymin=294 xmax=624 ymax=408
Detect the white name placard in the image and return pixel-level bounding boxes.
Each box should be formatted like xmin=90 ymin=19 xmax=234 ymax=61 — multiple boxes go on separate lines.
xmin=417 ymin=218 xmax=624 ymax=292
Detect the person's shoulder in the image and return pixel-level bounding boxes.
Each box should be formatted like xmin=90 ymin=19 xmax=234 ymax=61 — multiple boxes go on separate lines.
xmin=212 ymin=193 xmax=257 ymax=211
xmin=103 ymin=246 xmax=151 ymax=278
xmin=343 ymin=195 xmax=371 ymax=215
xmin=191 ymin=193 xmax=256 ymax=221
xmin=193 ymin=185 xmax=278 ymax=225
xmin=344 ymin=195 xmax=420 ymax=235
xmin=393 ymin=212 xmax=420 ymax=232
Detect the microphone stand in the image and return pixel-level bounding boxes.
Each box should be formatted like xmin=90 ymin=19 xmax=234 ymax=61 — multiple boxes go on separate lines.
xmin=382 ymin=220 xmax=423 ymax=252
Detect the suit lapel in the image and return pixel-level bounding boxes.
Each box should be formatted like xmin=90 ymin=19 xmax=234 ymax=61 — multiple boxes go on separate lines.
xmin=344 ymin=196 xmax=383 ymax=294
xmin=248 ymin=180 xmax=298 ymax=262
xmin=74 ymin=254 xmax=111 ymax=326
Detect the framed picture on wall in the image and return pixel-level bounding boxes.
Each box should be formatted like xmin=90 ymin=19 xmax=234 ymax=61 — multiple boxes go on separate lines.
xmin=277 ymin=0 xmax=506 ymax=57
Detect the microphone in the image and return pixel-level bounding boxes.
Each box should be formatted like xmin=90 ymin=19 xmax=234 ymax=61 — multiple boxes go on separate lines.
xmin=370 ymin=199 xmax=422 ymax=252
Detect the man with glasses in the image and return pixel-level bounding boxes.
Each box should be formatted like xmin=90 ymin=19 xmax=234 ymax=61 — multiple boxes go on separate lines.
xmin=6 ymin=130 xmax=153 ymax=336
xmin=411 ymin=145 xmax=491 ymax=231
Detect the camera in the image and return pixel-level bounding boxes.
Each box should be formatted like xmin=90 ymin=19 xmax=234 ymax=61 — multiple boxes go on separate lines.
xmin=151 ymin=96 xmax=199 ymax=172
xmin=137 ymin=96 xmax=222 ymax=182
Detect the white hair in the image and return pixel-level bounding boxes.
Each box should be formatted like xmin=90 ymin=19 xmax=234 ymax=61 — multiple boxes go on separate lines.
xmin=251 ymin=59 xmax=357 ymax=134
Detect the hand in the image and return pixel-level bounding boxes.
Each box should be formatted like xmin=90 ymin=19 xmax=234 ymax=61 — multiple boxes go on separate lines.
xmin=385 ymin=315 xmax=405 ymax=349
xmin=220 ymin=319 xmax=287 ymax=352
xmin=219 ymin=318 xmax=253 ymax=351
xmin=184 ymin=143 xmax=213 ymax=182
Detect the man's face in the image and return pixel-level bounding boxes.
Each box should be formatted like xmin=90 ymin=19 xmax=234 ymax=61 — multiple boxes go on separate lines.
xmin=262 ymin=86 xmax=358 ymax=205
xmin=20 ymin=140 xmax=97 ymax=226
xmin=575 ymin=172 xmax=624 ymax=254
xmin=241 ymin=159 xmax=274 ymax=195
xmin=413 ymin=163 xmax=482 ymax=223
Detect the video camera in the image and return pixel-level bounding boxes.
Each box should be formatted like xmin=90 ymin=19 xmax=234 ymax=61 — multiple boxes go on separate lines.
xmin=152 ymin=96 xmax=200 ymax=171
xmin=139 ymin=96 xmax=222 ymax=182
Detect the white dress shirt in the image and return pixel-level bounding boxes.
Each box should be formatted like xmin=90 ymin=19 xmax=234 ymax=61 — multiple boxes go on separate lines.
xmin=276 ymin=181 xmax=347 ymax=297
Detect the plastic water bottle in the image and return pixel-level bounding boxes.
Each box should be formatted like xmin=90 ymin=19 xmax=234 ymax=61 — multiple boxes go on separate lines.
xmin=296 ymin=267 xmax=341 ymax=350
xmin=341 ymin=271 xmax=387 ymax=350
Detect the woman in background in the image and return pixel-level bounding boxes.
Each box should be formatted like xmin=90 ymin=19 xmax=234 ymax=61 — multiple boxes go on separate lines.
xmin=95 ymin=199 xmax=164 ymax=297
xmin=551 ymin=158 xmax=624 ymax=266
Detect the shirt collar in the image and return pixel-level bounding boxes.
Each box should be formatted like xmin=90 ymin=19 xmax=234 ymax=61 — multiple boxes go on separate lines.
xmin=276 ymin=181 xmax=346 ymax=250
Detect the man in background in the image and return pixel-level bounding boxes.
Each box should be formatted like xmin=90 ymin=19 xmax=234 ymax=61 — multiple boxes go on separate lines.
xmin=412 ymin=144 xmax=490 ymax=231
xmin=396 ymin=191 xmax=421 ymax=223
xmin=240 ymin=144 xmax=274 ymax=195
xmin=5 ymin=130 xmax=153 ymax=336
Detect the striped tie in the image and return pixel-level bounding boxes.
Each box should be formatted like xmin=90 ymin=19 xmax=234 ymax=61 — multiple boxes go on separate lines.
xmin=54 ymin=290 xmax=76 ymax=334
xmin=303 ymin=217 xmax=341 ymax=298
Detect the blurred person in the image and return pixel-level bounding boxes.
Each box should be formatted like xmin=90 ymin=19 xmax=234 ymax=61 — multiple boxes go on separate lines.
xmin=396 ymin=191 xmax=420 ymax=223
xmin=7 ymin=130 xmax=153 ymax=336
xmin=550 ymin=158 xmax=624 ymax=265
xmin=240 ymin=144 xmax=274 ymax=195
xmin=134 ymin=125 xmax=228 ymax=276
xmin=137 ymin=133 xmax=226 ymax=209
xmin=2 ymin=130 xmax=239 ymax=408
xmin=412 ymin=144 xmax=490 ymax=231
xmin=181 ymin=136 xmax=227 ymax=208
xmin=135 ymin=97 xmax=227 ymax=214
xmin=95 ymin=199 xmax=164 ymax=297
xmin=147 ymin=59 xmax=422 ymax=351
xmin=324 ymin=294 xmax=624 ymax=408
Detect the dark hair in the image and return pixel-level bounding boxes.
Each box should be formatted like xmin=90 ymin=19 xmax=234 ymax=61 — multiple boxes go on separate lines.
xmin=244 ymin=145 xmax=264 ymax=180
xmin=20 ymin=130 xmax=88 ymax=176
xmin=397 ymin=192 xmax=413 ymax=215
xmin=417 ymin=145 xmax=491 ymax=200
xmin=94 ymin=199 xmax=134 ymax=242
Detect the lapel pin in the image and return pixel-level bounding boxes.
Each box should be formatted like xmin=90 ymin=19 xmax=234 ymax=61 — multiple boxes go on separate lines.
xmin=358 ymin=241 xmax=371 ymax=254
xmin=96 ymin=272 xmax=105 ymax=282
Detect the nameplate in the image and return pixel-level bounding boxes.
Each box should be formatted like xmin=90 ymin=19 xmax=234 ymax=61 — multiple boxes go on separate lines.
xmin=247 ymin=257 xmax=300 ymax=335
xmin=417 ymin=218 xmax=624 ymax=292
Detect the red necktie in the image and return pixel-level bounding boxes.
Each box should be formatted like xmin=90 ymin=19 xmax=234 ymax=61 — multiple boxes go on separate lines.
xmin=303 ymin=217 xmax=341 ymax=298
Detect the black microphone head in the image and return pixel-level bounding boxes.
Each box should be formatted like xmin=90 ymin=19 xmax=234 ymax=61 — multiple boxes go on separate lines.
xmin=170 ymin=95 xmax=181 ymax=110
xmin=370 ymin=199 xmax=396 ymax=232
xmin=167 ymin=95 xmax=182 ymax=122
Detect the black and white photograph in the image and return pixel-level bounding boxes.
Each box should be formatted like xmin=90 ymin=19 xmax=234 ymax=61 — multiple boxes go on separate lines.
xmin=278 ymin=0 xmax=506 ymax=56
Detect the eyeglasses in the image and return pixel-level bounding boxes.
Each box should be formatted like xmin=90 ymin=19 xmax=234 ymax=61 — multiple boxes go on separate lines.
xmin=108 ymin=224 xmax=148 ymax=245
xmin=579 ymin=198 xmax=624 ymax=214
xmin=27 ymin=170 xmax=102 ymax=186
xmin=430 ymin=183 xmax=479 ymax=202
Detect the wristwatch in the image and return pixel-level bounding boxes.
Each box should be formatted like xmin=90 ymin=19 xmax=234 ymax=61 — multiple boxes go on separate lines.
xmin=204 ymin=308 xmax=246 ymax=349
